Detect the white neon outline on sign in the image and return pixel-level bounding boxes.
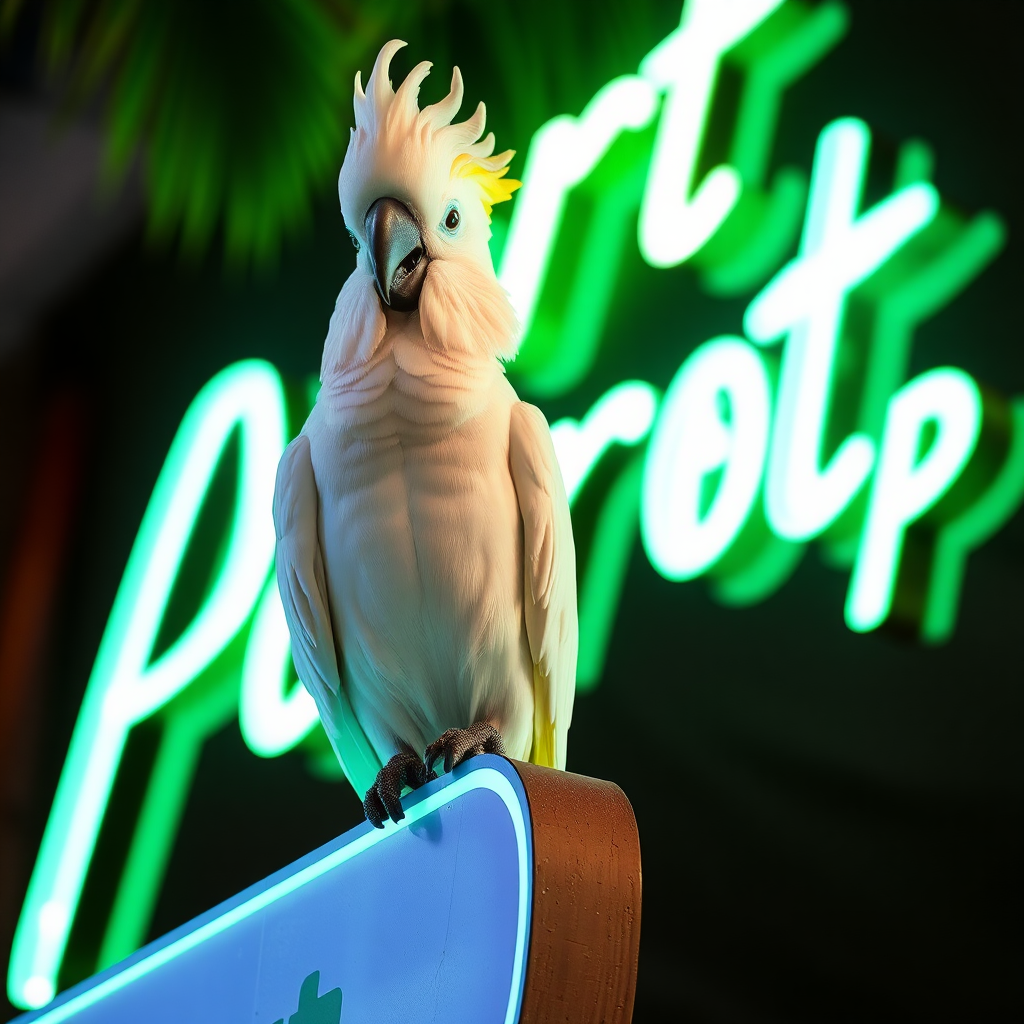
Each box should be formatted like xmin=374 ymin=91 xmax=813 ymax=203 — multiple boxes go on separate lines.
xmin=19 ymin=767 xmax=530 ymax=1024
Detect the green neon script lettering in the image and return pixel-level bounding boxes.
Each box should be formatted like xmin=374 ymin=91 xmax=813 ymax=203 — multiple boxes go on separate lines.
xmin=638 ymin=0 xmax=785 ymax=267
xmin=498 ymin=76 xmax=657 ymax=337
xmin=8 ymin=361 xmax=286 ymax=1010
xmin=505 ymin=0 xmax=848 ymax=395
xmin=550 ymin=382 xmax=658 ymax=690
xmin=642 ymin=337 xmax=771 ymax=580
xmin=846 ymin=369 xmax=982 ymax=632
xmin=745 ymin=117 xmax=939 ymax=542
xmin=240 ymin=578 xmax=319 ymax=758
xmin=698 ymin=1 xmax=848 ymax=295
xmin=550 ymin=381 xmax=658 ymax=503
xmin=99 ymin=651 xmax=242 ymax=970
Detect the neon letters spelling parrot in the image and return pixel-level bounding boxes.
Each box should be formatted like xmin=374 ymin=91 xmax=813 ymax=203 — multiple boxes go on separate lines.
xmin=273 ymin=41 xmax=577 ymax=827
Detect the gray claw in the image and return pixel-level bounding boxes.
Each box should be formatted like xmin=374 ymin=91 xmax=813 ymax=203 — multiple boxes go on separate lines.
xmin=424 ymin=722 xmax=506 ymax=775
xmin=363 ymin=751 xmax=435 ymax=828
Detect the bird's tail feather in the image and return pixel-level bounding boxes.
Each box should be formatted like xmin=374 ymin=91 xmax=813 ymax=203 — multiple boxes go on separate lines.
xmin=531 ymin=664 xmax=557 ymax=769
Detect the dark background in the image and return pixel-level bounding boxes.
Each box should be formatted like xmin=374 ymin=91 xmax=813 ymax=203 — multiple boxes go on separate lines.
xmin=1 ymin=1 xmax=1021 ymax=1021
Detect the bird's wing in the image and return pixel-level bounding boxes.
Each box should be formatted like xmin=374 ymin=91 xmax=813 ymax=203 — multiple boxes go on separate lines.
xmin=273 ymin=433 xmax=381 ymax=795
xmin=509 ymin=402 xmax=578 ymax=770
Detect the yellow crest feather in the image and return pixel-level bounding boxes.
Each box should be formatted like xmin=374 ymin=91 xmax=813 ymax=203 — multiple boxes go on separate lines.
xmin=452 ymin=152 xmax=522 ymax=222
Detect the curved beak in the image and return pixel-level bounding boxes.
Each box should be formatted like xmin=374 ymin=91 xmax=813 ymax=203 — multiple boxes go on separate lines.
xmin=365 ymin=197 xmax=428 ymax=312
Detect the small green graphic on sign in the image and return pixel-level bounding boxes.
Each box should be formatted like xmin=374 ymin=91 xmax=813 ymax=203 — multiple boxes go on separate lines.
xmin=272 ymin=970 xmax=342 ymax=1024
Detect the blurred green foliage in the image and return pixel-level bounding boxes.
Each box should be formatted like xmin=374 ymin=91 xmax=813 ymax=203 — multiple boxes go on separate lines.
xmin=1 ymin=0 xmax=673 ymax=268
xmin=1 ymin=0 xmax=401 ymax=267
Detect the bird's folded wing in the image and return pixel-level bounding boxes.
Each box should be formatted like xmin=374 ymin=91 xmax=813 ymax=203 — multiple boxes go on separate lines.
xmin=509 ymin=402 xmax=578 ymax=770
xmin=273 ymin=434 xmax=381 ymax=795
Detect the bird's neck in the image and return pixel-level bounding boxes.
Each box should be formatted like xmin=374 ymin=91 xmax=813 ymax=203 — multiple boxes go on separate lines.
xmin=318 ymin=319 xmax=506 ymax=432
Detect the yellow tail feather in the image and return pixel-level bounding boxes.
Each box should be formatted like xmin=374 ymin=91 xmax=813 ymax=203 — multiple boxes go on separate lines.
xmin=531 ymin=664 xmax=557 ymax=768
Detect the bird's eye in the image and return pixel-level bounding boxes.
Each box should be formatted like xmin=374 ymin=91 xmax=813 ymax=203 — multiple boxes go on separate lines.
xmin=441 ymin=203 xmax=461 ymax=234
xmin=347 ymin=230 xmax=360 ymax=252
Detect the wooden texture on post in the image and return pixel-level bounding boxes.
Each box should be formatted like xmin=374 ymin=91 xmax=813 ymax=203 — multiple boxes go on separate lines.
xmin=511 ymin=759 xmax=642 ymax=1024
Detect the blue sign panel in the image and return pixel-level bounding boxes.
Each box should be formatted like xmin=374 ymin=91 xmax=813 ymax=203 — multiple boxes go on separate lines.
xmin=14 ymin=757 xmax=532 ymax=1024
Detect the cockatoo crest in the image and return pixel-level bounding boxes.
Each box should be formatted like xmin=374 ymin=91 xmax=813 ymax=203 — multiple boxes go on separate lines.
xmin=324 ymin=40 xmax=523 ymax=379
xmin=341 ymin=40 xmax=519 ymax=230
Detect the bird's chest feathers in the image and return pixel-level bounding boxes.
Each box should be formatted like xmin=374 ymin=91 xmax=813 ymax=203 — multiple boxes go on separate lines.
xmin=330 ymin=401 xmax=512 ymax=528
xmin=314 ymin=321 xmax=519 ymax=615
xmin=324 ymin=327 xmax=495 ymax=436
xmin=315 ymin=397 xmax=520 ymax=663
xmin=315 ymin=348 xmax=517 ymax=554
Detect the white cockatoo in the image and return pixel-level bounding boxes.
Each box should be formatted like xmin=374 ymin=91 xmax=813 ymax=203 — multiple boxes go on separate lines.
xmin=273 ymin=40 xmax=577 ymax=827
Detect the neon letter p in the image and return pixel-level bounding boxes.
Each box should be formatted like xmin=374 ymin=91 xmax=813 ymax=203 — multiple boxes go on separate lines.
xmin=846 ymin=368 xmax=982 ymax=632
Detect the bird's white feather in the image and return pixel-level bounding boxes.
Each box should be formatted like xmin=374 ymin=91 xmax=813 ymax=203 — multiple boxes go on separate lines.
xmin=509 ymin=403 xmax=578 ymax=770
xmin=273 ymin=434 xmax=381 ymax=795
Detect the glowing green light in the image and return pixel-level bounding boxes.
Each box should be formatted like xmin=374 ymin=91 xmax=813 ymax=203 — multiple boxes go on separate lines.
xmin=711 ymin=528 xmax=804 ymax=606
xmin=855 ymin=198 xmax=1006 ymax=444
xmin=240 ymin=578 xmax=320 ymax=758
xmin=23 ymin=767 xmax=530 ymax=1024
xmin=511 ymin=162 xmax=646 ymax=398
xmin=637 ymin=0 xmax=785 ymax=268
xmin=508 ymin=0 xmax=849 ymax=396
xmin=846 ymin=368 xmax=982 ymax=632
xmin=98 ymin=655 xmax=241 ymax=970
xmin=550 ymin=382 xmax=657 ymax=690
xmin=8 ymin=361 xmax=286 ymax=1010
xmin=550 ymin=381 xmax=658 ymax=503
xmin=498 ymin=75 xmax=658 ymax=337
xmin=922 ymin=398 xmax=1024 ymax=643
xmin=744 ymin=117 xmax=939 ymax=542
xmin=576 ymin=454 xmax=645 ymax=691
xmin=642 ymin=337 xmax=771 ymax=581
xmin=547 ymin=378 xmax=657 ymax=692
xmin=699 ymin=1 xmax=848 ymax=294
xmin=23 ymin=977 xmax=54 ymax=1011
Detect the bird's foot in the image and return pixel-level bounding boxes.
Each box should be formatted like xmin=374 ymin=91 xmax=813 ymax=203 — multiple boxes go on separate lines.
xmin=424 ymin=722 xmax=506 ymax=776
xmin=363 ymin=751 xmax=436 ymax=829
